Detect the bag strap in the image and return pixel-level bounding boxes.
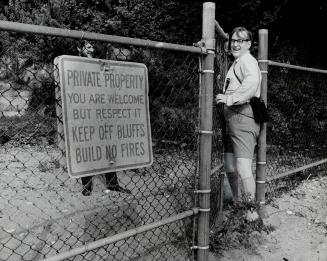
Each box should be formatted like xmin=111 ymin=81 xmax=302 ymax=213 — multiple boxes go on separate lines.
xmin=223 ymin=63 xmax=240 ymax=94
xmin=233 ymin=66 xmax=242 ymax=84
xmin=233 ymin=62 xmax=261 ymax=96
xmin=228 ymin=64 xmax=254 ymax=120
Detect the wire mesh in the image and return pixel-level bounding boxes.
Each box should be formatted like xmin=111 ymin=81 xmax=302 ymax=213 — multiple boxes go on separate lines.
xmin=266 ymin=64 xmax=327 ymax=198
xmin=210 ymin=38 xmax=229 ymax=226
xmin=0 ymin=31 xmax=199 ymax=261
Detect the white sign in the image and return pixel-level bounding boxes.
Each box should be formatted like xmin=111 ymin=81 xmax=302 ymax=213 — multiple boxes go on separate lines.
xmin=55 ymin=55 xmax=152 ymax=178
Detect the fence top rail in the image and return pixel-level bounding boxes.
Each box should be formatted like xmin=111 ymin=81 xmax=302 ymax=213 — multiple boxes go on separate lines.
xmin=268 ymin=60 xmax=327 ymax=75
xmin=0 ymin=20 xmax=204 ymax=54
xmin=215 ymin=20 xmax=228 ymax=40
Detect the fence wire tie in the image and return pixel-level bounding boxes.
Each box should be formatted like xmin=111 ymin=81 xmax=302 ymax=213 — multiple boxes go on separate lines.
xmin=257 ymin=161 xmax=266 ymax=164
xmin=199 ymin=69 xmax=215 ymax=74
xmin=191 ymin=245 xmax=210 ymax=250
xmin=256 ymin=180 xmax=266 ymax=184
xmin=198 ymin=130 xmax=213 ymax=135
xmin=194 ymin=189 xmax=211 ymax=194
xmin=198 ymin=208 xmax=210 ymax=212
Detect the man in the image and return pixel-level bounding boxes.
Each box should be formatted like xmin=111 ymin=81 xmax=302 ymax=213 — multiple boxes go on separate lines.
xmin=77 ymin=40 xmax=131 ymax=196
xmin=216 ymin=27 xmax=261 ymax=201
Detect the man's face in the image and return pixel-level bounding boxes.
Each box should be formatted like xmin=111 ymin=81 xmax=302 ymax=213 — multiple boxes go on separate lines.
xmin=83 ymin=42 xmax=94 ymax=57
xmin=230 ymin=31 xmax=251 ymax=59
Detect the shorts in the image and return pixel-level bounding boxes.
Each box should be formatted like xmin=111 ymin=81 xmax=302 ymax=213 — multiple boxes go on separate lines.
xmin=223 ymin=103 xmax=260 ymax=159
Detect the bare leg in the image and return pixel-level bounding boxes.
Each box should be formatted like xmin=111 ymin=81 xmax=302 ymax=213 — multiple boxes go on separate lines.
xmin=236 ymin=157 xmax=255 ymax=201
xmin=224 ymin=153 xmax=239 ymax=201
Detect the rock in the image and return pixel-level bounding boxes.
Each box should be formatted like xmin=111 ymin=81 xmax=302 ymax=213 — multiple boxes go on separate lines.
xmin=245 ymin=210 xmax=259 ymax=222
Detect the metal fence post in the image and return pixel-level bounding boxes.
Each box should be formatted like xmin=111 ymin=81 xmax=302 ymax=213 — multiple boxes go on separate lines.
xmin=197 ymin=2 xmax=215 ymax=261
xmin=256 ymin=29 xmax=268 ymax=210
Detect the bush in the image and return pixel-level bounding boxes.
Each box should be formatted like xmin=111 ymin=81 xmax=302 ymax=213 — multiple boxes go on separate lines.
xmin=210 ymin=201 xmax=274 ymax=254
xmin=151 ymin=105 xmax=197 ymax=148
xmin=0 ymin=113 xmax=56 ymax=146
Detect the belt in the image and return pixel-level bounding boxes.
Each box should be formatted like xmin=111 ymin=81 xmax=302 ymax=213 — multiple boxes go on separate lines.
xmin=229 ymin=102 xmax=250 ymax=108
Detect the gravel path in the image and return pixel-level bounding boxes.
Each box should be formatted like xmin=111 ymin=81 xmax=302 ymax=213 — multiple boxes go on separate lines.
xmin=215 ymin=175 xmax=327 ymax=261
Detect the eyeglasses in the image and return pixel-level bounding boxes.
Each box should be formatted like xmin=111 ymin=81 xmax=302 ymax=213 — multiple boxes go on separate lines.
xmin=230 ymin=39 xmax=249 ymax=45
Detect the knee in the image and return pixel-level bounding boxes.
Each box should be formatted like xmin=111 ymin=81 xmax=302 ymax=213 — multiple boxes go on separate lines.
xmin=236 ymin=158 xmax=253 ymax=178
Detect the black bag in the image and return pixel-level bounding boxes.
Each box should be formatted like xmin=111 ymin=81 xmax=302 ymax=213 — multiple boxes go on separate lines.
xmin=250 ymin=97 xmax=269 ymax=123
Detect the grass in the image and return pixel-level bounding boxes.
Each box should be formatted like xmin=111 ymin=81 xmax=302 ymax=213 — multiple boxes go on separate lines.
xmin=210 ymin=199 xmax=275 ymax=254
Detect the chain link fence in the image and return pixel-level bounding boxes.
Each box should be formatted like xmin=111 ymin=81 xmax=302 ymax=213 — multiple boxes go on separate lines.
xmin=3 ymin=18 xmax=326 ymax=261
xmin=0 ymin=27 xmax=201 ymax=260
xmin=266 ymin=62 xmax=327 ymax=198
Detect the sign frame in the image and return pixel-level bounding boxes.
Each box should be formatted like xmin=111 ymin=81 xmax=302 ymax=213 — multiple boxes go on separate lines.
xmin=55 ymin=55 xmax=153 ymax=178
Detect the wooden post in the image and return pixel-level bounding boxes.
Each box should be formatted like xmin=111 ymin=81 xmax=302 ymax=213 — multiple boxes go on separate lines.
xmin=256 ymin=29 xmax=268 ymax=211
xmin=197 ymin=2 xmax=215 ymax=261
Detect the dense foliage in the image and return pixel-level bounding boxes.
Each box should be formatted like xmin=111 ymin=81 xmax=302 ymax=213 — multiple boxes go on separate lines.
xmin=0 ymin=0 xmax=326 ymax=67
xmin=0 ymin=0 xmax=326 ymax=149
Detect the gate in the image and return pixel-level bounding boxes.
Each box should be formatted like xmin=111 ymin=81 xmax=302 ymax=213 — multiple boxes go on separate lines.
xmin=0 ymin=3 xmax=217 ymax=261
xmin=211 ymin=26 xmax=327 ymax=220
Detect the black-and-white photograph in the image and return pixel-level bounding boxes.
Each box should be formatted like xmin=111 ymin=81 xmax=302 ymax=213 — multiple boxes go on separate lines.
xmin=0 ymin=1 xmax=326 ymax=260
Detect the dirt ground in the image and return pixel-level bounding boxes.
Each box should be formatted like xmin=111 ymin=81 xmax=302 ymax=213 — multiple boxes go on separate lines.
xmin=0 ymin=143 xmax=194 ymax=260
xmin=213 ymin=175 xmax=327 ymax=261
xmin=1 ymin=142 xmax=326 ymax=260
